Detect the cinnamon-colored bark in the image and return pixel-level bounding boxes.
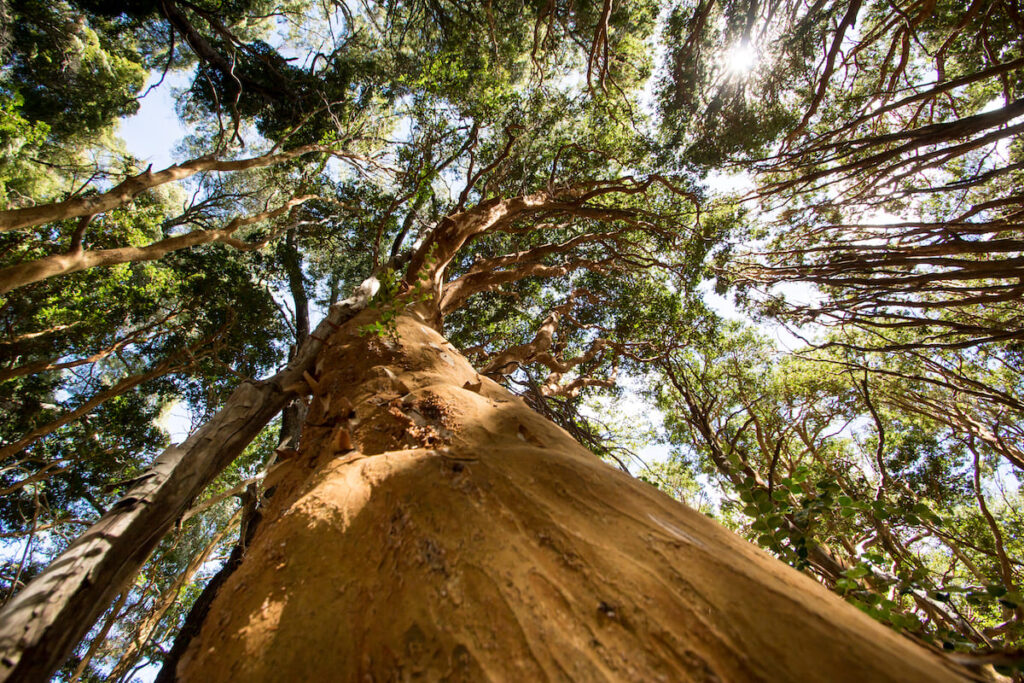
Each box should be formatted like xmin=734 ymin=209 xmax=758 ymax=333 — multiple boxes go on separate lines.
xmin=0 ymin=145 xmax=340 ymax=232
xmin=0 ymin=280 xmax=378 ymax=683
xmin=170 ymin=312 xmax=972 ymax=682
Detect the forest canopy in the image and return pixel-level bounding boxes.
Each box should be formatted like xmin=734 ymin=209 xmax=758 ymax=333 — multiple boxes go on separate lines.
xmin=0 ymin=0 xmax=1021 ymax=678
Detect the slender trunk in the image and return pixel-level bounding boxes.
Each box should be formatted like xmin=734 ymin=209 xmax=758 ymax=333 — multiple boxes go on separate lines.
xmin=282 ymin=229 xmax=310 ymax=348
xmin=0 ymin=279 xmax=378 ymax=683
xmin=0 ymin=351 xmax=194 ymax=463
xmin=103 ymin=509 xmax=241 ymax=683
xmin=279 ymin=228 xmax=311 ymax=448
xmin=0 ymin=147 xmax=335 ymax=233
xmin=67 ymin=591 xmax=128 ymax=683
xmin=152 ymin=489 xmax=263 ymax=683
xmin=168 ymin=312 xmax=970 ymax=682
xmin=0 ymin=195 xmax=313 ymax=295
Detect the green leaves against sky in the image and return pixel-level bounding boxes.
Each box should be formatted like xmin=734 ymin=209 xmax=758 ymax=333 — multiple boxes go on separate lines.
xmin=1 ymin=0 xmax=1022 ymax=673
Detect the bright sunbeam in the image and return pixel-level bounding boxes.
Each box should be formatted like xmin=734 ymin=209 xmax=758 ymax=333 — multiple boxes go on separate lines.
xmin=723 ymin=42 xmax=757 ymax=75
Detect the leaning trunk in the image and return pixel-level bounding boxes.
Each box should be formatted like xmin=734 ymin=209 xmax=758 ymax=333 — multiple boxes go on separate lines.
xmin=0 ymin=281 xmax=377 ymax=682
xmin=169 ymin=311 xmax=970 ymax=682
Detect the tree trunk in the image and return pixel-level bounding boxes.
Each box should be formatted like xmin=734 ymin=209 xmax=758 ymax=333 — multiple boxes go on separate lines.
xmin=167 ymin=311 xmax=972 ymax=682
xmin=0 ymin=279 xmax=378 ymax=683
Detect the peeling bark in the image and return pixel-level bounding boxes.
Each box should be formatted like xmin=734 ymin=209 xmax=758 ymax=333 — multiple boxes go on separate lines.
xmin=169 ymin=313 xmax=972 ymax=682
xmin=0 ymin=279 xmax=379 ymax=683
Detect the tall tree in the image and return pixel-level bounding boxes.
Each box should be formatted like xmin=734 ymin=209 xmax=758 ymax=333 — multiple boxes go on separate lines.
xmin=0 ymin=0 xmax=1009 ymax=680
xmin=660 ymin=0 xmax=1023 ymax=364
xmin=653 ymin=322 xmax=1024 ymax=660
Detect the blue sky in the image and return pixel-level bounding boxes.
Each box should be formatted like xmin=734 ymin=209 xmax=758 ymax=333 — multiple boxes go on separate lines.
xmin=118 ymin=72 xmax=190 ymax=169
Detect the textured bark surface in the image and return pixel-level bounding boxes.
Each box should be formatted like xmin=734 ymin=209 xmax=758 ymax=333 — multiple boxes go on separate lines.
xmin=172 ymin=311 xmax=972 ymax=682
xmin=0 ymin=145 xmax=340 ymax=233
xmin=0 ymin=280 xmax=377 ymax=683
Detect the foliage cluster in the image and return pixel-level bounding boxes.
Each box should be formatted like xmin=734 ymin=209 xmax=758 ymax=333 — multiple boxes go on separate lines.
xmin=0 ymin=0 xmax=1021 ymax=676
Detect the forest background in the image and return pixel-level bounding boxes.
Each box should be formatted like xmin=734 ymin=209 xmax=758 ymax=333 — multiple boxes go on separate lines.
xmin=0 ymin=0 xmax=1021 ymax=678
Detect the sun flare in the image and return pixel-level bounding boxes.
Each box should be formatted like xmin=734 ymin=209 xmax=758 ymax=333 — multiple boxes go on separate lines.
xmin=724 ymin=42 xmax=757 ymax=75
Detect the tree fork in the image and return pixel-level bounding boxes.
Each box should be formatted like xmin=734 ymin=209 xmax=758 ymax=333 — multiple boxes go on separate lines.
xmin=0 ymin=278 xmax=380 ymax=683
xmin=167 ymin=311 xmax=974 ymax=682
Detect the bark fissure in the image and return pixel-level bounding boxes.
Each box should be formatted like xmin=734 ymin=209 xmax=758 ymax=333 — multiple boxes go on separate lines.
xmin=167 ymin=312 xmax=972 ymax=682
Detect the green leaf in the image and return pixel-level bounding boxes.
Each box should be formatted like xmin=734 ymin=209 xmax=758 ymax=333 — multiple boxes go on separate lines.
xmin=836 ymin=578 xmax=858 ymax=592
xmin=843 ymin=565 xmax=870 ymax=580
xmin=985 ymin=584 xmax=1008 ymax=598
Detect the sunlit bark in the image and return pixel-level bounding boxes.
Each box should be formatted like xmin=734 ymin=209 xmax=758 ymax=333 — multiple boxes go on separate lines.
xmin=170 ymin=312 xmax=970 ymax=682
xmin=0 ymin=280 xmax=378 ymax=682
xmin=0 ymin=144 xmax=351 ymax=233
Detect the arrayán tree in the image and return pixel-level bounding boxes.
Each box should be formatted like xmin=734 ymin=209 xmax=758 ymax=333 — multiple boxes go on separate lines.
xmin=0 ymin=0 xmax=1014 ymax=679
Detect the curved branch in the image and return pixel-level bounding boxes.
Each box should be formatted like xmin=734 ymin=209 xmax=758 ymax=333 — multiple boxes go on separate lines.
xmin=0 ymin=196 xmax=316 ymax=295
xmin=0 ymin=144 xmax=352 ymax=233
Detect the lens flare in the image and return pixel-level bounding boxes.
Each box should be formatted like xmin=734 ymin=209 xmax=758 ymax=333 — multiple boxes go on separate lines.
xmin=724 ymin=42 xmax=757 ymax=75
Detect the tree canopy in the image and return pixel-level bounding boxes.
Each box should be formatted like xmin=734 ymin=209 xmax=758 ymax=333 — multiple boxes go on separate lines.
xmin=0 ymin=0 xmax=1021 ymax=677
